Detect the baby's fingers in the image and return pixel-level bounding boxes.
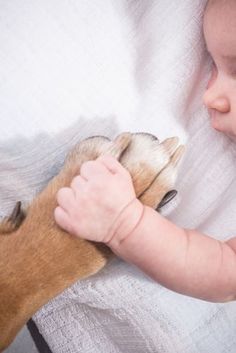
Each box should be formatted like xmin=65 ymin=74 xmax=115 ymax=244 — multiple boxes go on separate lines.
xmin=98 ymin=155 xmax=129 ymax=176
xmin=56 ymin=187 xmax=75 ymax=210
xmin=54 ymin=206 xmax=74 ymax=235
xmin=80 ymin=160 xmax=110 ymax=180
xmin=70 ymin=175 xmax=87 ymax=191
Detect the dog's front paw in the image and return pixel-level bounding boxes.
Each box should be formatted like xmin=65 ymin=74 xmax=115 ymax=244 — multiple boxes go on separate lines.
xmin=139 ymin=139 xmax=184 ymax=209
xmin=53 ymin=131 xmax=183 ymax=212
xmin=0 ymin=201 xmax=26 ymax=235
xmin=64 ymin=133 xmax=132 ymax=175
xmin=118 ymin=133 xmax=184 ymax=209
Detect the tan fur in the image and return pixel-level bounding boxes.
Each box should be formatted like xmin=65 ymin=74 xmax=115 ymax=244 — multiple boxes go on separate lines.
xmin=0 ymin=132 xmax=184 ymax=351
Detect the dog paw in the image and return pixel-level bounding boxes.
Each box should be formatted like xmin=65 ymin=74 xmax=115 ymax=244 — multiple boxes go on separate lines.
xmin=117 ymin=133 xmax=184 ymax=209
xmin=56 ymin=131 xmax=183 ymax=211
xmin=64 ymin=133 xmax=132 ymax=174
xmin=140 ymin=140 xmax=184 ymax=209
xmin=0 ymin=201 xmax=26 ymax=234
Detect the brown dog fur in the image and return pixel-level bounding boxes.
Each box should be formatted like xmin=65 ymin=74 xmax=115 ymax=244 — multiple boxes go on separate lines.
xmin=0 ymin=132 xmax=184 ymax=351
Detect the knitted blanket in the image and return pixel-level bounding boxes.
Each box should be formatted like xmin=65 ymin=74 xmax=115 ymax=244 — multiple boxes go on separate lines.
xmin=1 ymin=0 xmax=236 ymax=352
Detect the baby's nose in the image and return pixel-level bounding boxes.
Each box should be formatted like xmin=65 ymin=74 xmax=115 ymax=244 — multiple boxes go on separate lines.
xmin=203 ymin=89 xmax=230 ymax=113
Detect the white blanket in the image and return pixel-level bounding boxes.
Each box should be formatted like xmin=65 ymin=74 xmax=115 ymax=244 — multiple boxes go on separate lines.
xmin=1 ymin=0 xmax=236 ymax=352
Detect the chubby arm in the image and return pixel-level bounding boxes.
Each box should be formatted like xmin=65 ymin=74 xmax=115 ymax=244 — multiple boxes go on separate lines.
xmin=54 ymin=155 xmax=236 ymax=303
xmin=109 ymin=205 xmax=236 ymax=302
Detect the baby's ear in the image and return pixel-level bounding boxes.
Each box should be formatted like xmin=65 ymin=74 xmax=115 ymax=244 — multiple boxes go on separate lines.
xmin=0 ymin=201 xmax=26 ymax=235
xmin=156 ymin=190 xmax=177 ymax=211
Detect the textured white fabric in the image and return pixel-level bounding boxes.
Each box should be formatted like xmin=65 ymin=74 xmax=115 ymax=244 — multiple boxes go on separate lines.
xmin=1 ymin=0 xmax=236 ymax=352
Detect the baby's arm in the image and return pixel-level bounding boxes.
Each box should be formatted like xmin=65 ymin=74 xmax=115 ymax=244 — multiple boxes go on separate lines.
xmin=110 ymin=205 xmax=236 ymax=302
xmin=54 ymin=156 xmax=236 ymax=302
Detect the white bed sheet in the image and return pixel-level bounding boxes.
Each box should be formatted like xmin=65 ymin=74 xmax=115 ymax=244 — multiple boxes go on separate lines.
xmin=1 ymin=1 xmax=236 ymax=352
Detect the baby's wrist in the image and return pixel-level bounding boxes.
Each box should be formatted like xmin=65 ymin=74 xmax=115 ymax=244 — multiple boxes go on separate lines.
xmin=107 ymin=198 xmax=145 ymax=250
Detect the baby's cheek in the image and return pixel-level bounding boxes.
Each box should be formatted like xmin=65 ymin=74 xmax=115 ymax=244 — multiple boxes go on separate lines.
xmin=231 ymin=116 xmax=236 ymax=138
xmin=206 ymin=65 xmax=217 ymax=89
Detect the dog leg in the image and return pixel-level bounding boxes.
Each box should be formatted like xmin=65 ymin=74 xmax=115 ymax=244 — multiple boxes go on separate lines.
xmin=0 ymin=132 xmax=184 ymax=351
xmin=0 ymin=134 xmax=132 ymax=351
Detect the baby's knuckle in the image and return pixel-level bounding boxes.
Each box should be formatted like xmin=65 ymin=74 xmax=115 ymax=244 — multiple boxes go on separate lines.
xmin=90 ymin=177 xmax=104 ymax=189
xmin=71 ymin=175 xmax=81 ymax=188
xmin=56 ymin=187 xmax=68 ymax=202
xmin=121 ymin=167 xmax=130 ymax=177
xmin=80 ymin=160 xmax=94 ymax=174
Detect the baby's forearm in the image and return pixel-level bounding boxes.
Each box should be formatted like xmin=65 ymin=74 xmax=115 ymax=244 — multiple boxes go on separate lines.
xmin=109 ymin=206 xmax=236 ymax=302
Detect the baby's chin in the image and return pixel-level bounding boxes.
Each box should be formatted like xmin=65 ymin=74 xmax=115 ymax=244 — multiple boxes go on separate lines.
xmin=209 ymin=113 xmax=236 ymax=142
xmin=226 ymin=133 xmax=236 ymax=143
xmin=210 ymin=115 xmax=223 ymax=133
xmin=215 ymin=127 xmax=236 ymax=143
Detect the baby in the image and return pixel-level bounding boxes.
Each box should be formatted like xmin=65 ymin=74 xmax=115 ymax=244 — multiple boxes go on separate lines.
xmin=54 ymin=0 xmax=236 ymax=303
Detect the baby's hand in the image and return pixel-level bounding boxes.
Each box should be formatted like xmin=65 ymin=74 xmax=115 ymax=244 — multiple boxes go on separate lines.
xmin=54 ymin=155 xmax=144 ymax=245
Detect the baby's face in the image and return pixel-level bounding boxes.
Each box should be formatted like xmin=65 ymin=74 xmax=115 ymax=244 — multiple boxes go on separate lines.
xmin=203 ymin=0 xmax=236 ymax=140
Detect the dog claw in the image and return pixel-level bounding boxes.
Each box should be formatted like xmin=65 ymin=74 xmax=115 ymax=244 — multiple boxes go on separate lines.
xmin=8 ymin=201 xmax=22 ymax=223
xmin=105 ymin=132 xmax=132 ymax=159
xmin=157 ymin=190 xmax=177 ymax=210
xmin=134 ymin=132 xmax=159 ymax=142
xmin=160 ymin=136 xmax=179 ymax=155
xmin=0 ymin=201 xmax=25 ymax=234
xmin=170 ymin=145 xmax=185 ymax=166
